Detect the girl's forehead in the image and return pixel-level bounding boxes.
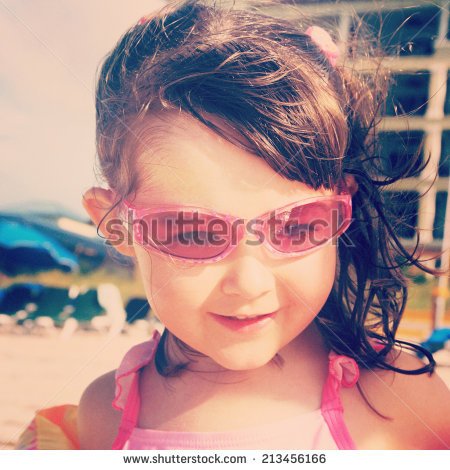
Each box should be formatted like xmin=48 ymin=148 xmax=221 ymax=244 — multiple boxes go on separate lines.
xmin=133 ymin=111 xmax=332 ymax=214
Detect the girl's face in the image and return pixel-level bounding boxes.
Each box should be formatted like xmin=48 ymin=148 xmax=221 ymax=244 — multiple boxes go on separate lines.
xmin=130 ymin=111 xmax=337 ymax=372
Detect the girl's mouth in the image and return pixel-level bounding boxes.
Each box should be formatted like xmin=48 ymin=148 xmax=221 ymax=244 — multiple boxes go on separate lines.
xmin=209 ymin=311 xmax=277 ymax=332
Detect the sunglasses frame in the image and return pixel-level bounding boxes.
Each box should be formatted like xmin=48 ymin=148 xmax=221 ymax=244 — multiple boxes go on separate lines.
xmin=121 ymin=191 xmax=352 ymax=264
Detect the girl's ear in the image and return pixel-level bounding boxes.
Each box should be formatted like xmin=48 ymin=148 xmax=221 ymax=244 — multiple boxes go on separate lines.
xmin=82 ymin=187 xmax=135 ymax=257
xmin=344 ymin=174 xmax=358 ymax=196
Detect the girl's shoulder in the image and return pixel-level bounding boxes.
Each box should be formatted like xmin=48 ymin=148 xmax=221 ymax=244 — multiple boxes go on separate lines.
xmin=342 ymin=347 xmax=450 ymax=449
xmin=77 ymin=332 xmax=161 ymax=449
xmin=77 ymin=369 xmax=122 ymax=450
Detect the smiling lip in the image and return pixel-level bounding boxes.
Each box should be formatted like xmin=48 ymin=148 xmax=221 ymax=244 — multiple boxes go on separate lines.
xmin=210 ymin=311 xmax=277 ymax=333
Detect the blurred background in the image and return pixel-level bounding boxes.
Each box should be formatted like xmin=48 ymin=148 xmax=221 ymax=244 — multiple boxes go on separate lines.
xmin=1 ymin=0 xmax=450 ymax=449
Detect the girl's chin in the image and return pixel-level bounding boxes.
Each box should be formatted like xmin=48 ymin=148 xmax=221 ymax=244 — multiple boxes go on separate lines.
xmin=165 ymin=332 xmax=281 ymax=373
xmin=206 ymin=350 xmax=279 ymax=373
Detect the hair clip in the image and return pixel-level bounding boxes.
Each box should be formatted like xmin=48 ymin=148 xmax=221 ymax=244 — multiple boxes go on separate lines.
xmin=305 ymin=26 xmax=340 ymax=67
xmin=138 ymin=16 xmax=149 ymax=25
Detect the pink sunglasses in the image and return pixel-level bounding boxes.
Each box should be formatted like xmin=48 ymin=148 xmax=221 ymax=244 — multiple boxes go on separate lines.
xmin=122 ymin=192 xmax=352 ymax=264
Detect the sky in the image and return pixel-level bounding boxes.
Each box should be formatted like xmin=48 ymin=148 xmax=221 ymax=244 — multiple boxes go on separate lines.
xmin=0 ymin=0 xmax=166 ymax=218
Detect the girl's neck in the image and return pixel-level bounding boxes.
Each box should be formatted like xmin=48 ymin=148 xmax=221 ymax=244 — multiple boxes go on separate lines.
xmin=163 ymin=321 xmax=329 ymax=383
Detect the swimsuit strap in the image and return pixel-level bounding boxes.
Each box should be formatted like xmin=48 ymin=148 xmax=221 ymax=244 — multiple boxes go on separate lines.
xmin=111 ymin=329 xmax=161 ymax=450
xmin=320 ymin=351 xmax=359 ymax=449
xmin=320 ymin=341 xmax=386 ymax=450
xmin=111 ymin=373 xmax=141 ymax=449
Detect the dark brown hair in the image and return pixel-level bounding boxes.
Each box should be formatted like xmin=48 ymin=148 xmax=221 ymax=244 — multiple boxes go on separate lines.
xmin=92 ymin=0 xmax=447 ymax=415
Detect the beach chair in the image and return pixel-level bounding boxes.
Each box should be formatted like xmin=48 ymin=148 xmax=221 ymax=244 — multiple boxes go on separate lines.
xmin=0 ymin=283 xmax=44 ymax=315
xmin=125 ymin=297 xmax=150 ymax=323
xmin=420 ymin=328 xmax=450 ymax=355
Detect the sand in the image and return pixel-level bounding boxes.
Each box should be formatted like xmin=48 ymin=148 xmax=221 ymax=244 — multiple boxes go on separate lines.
xmin=1 ymin=327 xmax=449 ymax=450
xmin=0 ymin=325 xmax=152 ymax=450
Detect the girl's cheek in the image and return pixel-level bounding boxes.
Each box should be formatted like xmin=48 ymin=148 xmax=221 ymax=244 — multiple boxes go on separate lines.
xmin=133 ymin=247 xmax=171 ymax=306
xmin=134 ymin=247 xmax=203 ymax=310
xmin=287 ymin=245 xmax=337 ymax=307
xmin=308 ymin=245 xmax=337 ymax=283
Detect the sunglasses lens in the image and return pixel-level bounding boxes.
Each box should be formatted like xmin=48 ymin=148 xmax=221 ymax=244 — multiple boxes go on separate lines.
xmin=136 ymin=211 xmax=231 ymax=260
xmin=268 ymin=199 xmax=350 ymax=253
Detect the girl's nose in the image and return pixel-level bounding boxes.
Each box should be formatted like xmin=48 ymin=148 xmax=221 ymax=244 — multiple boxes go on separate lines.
xmin=220 ymin=252 xmax=276 ymax=300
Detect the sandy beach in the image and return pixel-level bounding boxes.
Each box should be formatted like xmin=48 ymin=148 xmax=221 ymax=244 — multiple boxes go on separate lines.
xmin=0 ymin=326 xmax=153 ymax=450
xmin=1 ymin=327 xmax=449 ymax=450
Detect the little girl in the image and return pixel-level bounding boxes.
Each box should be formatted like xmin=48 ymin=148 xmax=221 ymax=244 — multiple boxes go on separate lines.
xmin=17 ymin=0 xmax=450 ymax=450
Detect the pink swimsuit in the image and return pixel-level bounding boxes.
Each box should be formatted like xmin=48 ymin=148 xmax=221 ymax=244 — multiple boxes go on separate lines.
xmin=111 ymin=329 xmax=361 ymax=450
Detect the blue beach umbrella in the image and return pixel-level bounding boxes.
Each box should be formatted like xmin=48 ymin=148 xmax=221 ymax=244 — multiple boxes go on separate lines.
xmin=0 ymin=205 xmax=132 ymax=274
xmin=0 ymin=219 xmax=79 ymax=276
